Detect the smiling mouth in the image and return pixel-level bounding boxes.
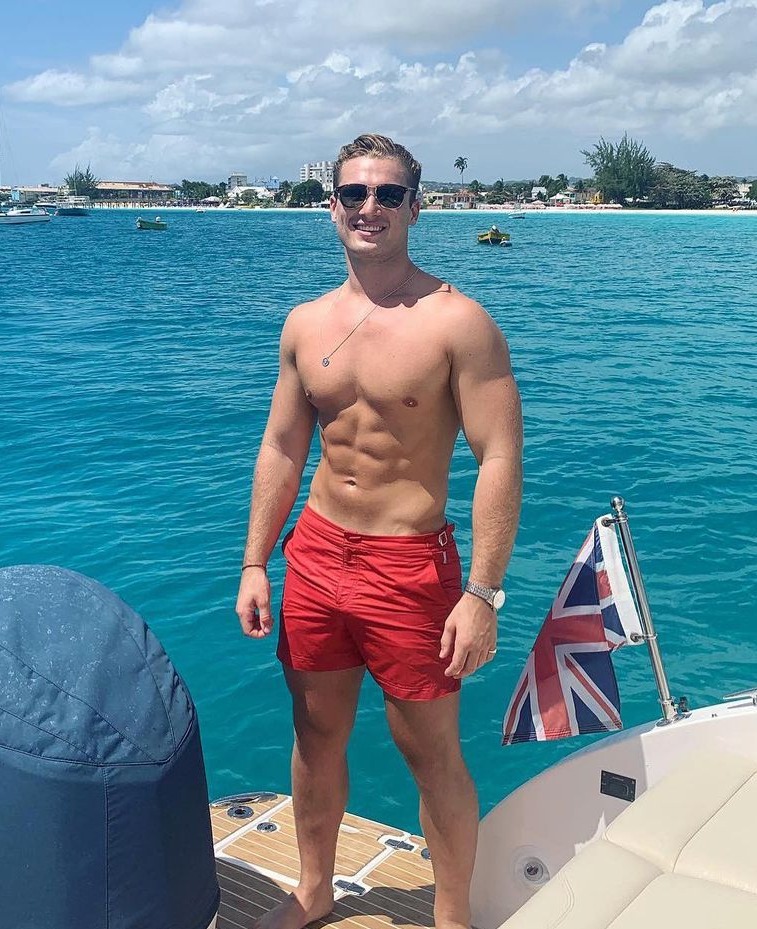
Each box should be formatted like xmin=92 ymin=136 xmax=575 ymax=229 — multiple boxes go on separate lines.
xmin=352 ymin=222 xmax=386 ymax=234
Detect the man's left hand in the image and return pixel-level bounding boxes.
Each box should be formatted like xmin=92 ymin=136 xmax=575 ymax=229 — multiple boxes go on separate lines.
xmin=440 ymin=593 xmax=498 ymax=678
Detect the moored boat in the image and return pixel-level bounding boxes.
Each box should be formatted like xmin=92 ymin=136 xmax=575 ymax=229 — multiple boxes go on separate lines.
xmin=136 ymin=215 xmax=168 ymax=230
xmin=0 ymin=206 xmax=52 ymax=226
xmin=54 ymin=195 xmax=91 ymax=216
xmin=478 ymin=225 xmax=511 ymax=245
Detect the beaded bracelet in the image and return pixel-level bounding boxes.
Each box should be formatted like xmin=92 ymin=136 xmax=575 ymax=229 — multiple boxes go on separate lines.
xmin=241 ymin=563 xmax=266 ymax=572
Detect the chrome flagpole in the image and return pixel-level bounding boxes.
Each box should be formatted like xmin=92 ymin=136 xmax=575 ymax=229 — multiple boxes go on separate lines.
xmin=604 ymin=496 xmax=678 ymax=724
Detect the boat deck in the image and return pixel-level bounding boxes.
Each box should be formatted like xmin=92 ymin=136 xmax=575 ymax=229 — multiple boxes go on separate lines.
xmin=211 ymin=793 xmax=434 ymax=929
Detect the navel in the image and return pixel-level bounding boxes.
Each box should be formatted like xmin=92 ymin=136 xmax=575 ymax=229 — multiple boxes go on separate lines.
xmin=402 ymin=396 xmax=418 ymax=408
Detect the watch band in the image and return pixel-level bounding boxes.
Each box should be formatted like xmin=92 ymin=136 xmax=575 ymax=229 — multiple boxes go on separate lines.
xmin=464 ymin=581 xmax=506 ymax=610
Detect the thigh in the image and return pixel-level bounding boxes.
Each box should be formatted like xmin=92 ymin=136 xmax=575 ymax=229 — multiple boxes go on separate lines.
xmin=285 ymin=666 xmax=365 ymax=748
xmin=383 ymin=690 xmax=463 ymax=767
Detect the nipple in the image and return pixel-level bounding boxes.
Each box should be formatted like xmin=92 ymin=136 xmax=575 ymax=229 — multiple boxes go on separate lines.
xmin=305 ymin=389 xmax=314 ymax=402
xmin=402 ymin=397 xmax=418 ymax=408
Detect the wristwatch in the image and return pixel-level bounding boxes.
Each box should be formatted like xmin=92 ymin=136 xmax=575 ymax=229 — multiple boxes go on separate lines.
xmin=464 ymin=581 xmax=506 ymax=611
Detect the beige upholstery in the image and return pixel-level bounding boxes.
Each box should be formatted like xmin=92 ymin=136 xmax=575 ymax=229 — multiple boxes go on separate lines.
xmin=501 ymin=751 xmax=757 ymax=929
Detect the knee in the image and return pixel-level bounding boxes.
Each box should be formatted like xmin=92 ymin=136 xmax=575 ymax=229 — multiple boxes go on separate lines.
xmin=294 ymin=712 xmax=352 ymax=758
xmin=392 ymin=732 xmax=464 ymax=789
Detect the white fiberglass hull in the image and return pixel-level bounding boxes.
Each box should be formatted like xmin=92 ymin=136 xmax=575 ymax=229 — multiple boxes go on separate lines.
xmin=471 ymin=695 xmax=757 ymax=927
xmin=0 ymin=212 xmax=51 ymax=225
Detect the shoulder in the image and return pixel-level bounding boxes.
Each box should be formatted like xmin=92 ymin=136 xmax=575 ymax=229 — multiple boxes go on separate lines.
xmin=422 ymin=281 xmax=509 ymax=359
xmin=280 ymin=288 xmax=338 ymax=357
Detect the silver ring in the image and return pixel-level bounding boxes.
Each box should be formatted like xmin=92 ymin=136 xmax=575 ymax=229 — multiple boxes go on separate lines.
xmin=487 ymin=648 xmax=498 ymax=655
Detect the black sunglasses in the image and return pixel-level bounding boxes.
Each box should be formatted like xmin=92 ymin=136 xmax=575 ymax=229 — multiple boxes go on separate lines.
xmin=334 ymin=183 xmax=416 ymax=209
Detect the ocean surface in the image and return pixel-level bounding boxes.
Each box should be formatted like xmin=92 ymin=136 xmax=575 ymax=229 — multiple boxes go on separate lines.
xmin=2 ymin=208 xmax=756 ymax=831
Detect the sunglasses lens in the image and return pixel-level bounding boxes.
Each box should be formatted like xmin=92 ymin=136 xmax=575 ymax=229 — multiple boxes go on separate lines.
xmin=376 ymin=185 xmax=408 ymax=208
xmin=338 ymin=184 xmax=368 ymax=208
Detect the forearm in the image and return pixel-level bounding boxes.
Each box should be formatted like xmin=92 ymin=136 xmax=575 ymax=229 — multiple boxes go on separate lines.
xmin=468 ymin=454 xmax=522 ymax=586
xmin=242 ymin=442 xmax=306 ymax=566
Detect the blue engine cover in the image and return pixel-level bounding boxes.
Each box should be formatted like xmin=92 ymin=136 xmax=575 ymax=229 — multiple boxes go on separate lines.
xmin=0 ymin=565 xmax=220 ymax=929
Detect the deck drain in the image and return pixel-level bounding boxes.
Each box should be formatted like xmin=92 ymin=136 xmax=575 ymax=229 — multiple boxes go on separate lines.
xmin=421 ymin=848 xmax=431 ymax=860
xmin=256 ymin=821 xmax=279 ymax=833
xmin=334 ymin=879 xmax=369 ymax=896
xmin=227 ymin=805 xmax=254 ymax=820
xmin=384 ymin=838 xmax=415 ymax=852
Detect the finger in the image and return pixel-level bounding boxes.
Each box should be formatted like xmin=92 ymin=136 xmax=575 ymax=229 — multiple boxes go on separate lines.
xmin=457 ymin=651 xmax=482 ymax=679
xmin=439 ymin=621 xmax=455 ymax=659
xmin=257 ymin=599 xmax=273 ymax=635
xmin=238 ymin=609 xmax=259 ymax=637
xmin=445 ymin=642 xmax=470 ymax=678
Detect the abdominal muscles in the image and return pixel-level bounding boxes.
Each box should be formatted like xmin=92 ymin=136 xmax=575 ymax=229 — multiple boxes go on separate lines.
xmin=308 ymin=398 xmax=459 ymax=534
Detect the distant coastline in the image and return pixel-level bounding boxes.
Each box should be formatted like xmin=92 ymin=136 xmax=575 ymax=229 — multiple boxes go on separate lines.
xmin=89 ymin=203 xmax=757 ymax=217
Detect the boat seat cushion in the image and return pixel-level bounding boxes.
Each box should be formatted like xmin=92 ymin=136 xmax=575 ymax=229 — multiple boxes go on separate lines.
xmin=500 ymin=750 xmax=757 ymax=929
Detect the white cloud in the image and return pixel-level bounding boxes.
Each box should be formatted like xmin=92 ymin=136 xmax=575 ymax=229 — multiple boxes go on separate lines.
xmin=6 ymin=70 xmax=143 ymax=107
xmin=5 ymin=0 xmax=757 ymax=179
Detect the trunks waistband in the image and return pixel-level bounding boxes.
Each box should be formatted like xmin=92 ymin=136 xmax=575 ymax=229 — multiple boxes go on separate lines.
xmin=299 ymin=504 xmax=456 ymax=552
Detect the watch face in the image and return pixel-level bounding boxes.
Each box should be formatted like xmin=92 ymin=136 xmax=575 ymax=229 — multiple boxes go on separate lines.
xmin=492 ymin=589 xmax=506 ymax=610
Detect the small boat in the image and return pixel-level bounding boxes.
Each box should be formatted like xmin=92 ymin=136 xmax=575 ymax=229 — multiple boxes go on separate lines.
xmin=54 ymin=196 xmax=91 ymax=216
xmin=478 ymin=225 xmax=511 ymax=246
xmin=136 ymin=216 xmax=168 ymax=230
xmin=0 ymin=207 xmax=52 ymax=226
xmin=506 ymin=209 xmax=526 ymax=219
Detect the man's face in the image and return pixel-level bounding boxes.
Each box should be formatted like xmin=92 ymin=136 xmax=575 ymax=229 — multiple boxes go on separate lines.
xmin=330 ymin=156 xmax=420 ymax=260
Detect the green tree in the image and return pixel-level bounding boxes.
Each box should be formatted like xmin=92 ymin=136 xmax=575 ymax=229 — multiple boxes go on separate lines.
xmin=582 ymin=133 xmax=656 ymax=204
xmin=749 ymin=180 xmax=757 ymax=201
xmin=240 ymin=189 xmax=260 ymax=206
xmin=454 ymin=156 xmax=468 ymax=189
xmin=707 ymin=176 xmax=739 ymax=203
xmin=649 ymin=163 xmax=712 ymax=209
xmin=290 ymin=179 xmax=324 ymax=205
xmin=276 ymin=180 xmax=293 ymax=204
xmin=180 ymin=179 xmax=216 ymax=201
xmin=64 ymin=163 xmax=100 ymax=199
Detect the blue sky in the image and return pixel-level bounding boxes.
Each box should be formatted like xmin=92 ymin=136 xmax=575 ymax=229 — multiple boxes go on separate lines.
xmin=2 ymin=0 xmax=756 ymax=186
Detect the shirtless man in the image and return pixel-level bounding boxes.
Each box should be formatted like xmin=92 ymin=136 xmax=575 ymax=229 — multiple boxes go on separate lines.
xmin=236 ymin=134 xmax=522 ymax=929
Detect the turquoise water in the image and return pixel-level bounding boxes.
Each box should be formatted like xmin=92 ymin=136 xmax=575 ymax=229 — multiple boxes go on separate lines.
xmin=2 ymin=209 xmax=756 ymax=831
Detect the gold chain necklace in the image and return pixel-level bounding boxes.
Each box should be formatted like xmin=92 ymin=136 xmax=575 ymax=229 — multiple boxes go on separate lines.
xmin=321 ymin=267 xmax=420 ymax=367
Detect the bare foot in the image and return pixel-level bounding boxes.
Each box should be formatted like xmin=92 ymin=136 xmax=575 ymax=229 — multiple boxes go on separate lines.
xmin=254 ymin=887 xmax=335 ymax=929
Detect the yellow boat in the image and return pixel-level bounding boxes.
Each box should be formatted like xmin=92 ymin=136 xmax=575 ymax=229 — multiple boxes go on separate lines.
xmin=478 ymin=225 xmax=511 ymax=246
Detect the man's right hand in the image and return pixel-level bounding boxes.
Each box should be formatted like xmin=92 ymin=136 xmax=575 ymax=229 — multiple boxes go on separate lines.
xmin=235 ymin=567 xmax=273 ymax=638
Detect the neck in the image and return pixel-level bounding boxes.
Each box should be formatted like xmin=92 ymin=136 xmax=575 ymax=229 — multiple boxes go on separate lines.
xmin=344 ymin=253 xmax=417 ymax=300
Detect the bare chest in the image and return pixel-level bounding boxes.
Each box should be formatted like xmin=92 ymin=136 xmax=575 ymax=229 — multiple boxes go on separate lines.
xmin=299 ymin=309 xmax=451 ymax=416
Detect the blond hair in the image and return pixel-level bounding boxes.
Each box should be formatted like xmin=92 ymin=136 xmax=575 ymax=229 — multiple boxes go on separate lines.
xmin=334 ymin=134 xmax=422 ymax=190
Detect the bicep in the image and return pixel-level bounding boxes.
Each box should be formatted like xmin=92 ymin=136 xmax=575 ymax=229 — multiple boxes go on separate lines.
xmin=450 ymin=313 xmax=523 ymax=465
xmin=261 ymin=320 xmax=317 ymax=468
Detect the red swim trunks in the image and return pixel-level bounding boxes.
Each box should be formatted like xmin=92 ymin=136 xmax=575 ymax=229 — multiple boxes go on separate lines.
xmin=277 ymin=505 xmax=463 ymax=700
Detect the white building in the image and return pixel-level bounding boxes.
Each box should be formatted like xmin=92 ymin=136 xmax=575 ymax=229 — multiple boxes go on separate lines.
xmin=228 ymin=173 xmax=248 ymax=189
xmin=300 ymin=161 xmax=334 ymax=192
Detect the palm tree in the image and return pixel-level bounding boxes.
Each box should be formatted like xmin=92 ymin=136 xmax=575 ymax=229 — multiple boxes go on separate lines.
xmin=277 ymin=180 xmax=292 ymax=204
xmin=454 ymin=156 xmax=468 ymax=190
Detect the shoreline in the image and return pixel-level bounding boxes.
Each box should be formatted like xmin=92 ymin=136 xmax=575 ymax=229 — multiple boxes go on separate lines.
xmin=86 ymin=204 xmax=757 ymax=217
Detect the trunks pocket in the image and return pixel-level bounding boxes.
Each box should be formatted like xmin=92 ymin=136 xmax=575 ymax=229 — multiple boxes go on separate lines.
xmin=430 ymin=550 xmax=463 ymax=602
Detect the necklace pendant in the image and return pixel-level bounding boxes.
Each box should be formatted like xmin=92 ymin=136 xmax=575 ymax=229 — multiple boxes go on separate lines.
xmin=322 ymin=357 xmax=330 ymax=367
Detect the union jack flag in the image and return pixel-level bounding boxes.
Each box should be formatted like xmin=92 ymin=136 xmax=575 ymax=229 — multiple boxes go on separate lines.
xmin=502 ymin=517 xmax=643 ymax=745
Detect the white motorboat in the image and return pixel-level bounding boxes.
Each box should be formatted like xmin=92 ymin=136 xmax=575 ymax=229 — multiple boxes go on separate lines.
xmin=2 ymin=497 xmax=756 ymax=929
xmin=0 ymin=206 xmax=52 ymax=226
xmin=54 ymin=195 xmax=91 ymax=216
